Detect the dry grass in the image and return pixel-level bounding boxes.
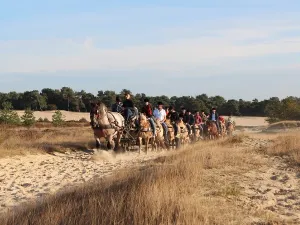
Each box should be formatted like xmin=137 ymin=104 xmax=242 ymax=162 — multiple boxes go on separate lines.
xmin=0 ymin=126 xmax=94 ymax=158
xmin=264 ymin=132 xmax=300 ymax=165
xmin=0 ymin=134 xmax=279 ymax=225
xmin=266 ymin=121 xmax=300 ymax=131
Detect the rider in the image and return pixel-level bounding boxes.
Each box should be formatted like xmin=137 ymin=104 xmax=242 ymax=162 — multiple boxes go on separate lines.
xmin=186 ymin=110 xmax=194 ymax=135
xmin=153 ymin=102 xmax=168 ymax=141
xmin=111 ymin=96 xmax=123 ymax=113
xmin=227 ymin=114 xmax=235 ymax=128
xmin=208 ymin=107 xmax=221 ymax=134
xmin=122 ymin=92 xmax=135 ymax=122
xmin=168 ymin=106 xmax=179 ymax=137
xmin=194 ymin=111 xmax=204 ymax=136
xmin=141 ymin=98 xmax=156 ymax=137
xmin=201 ymin=110 xmax=208 ymax=123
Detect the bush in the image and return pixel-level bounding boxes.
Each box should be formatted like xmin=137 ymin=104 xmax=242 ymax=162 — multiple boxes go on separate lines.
xmin=79 ymin=117 xmax=88 ymax=123
xmin=0 ymin=102 xmax=21 ymax=125
xmin=21 ymin=109 xmax=36 ymax=127
xmin=37 ymin=117 xmax=44 ymax=122
xmin=52 ymin=110 xmax=65 ymax=127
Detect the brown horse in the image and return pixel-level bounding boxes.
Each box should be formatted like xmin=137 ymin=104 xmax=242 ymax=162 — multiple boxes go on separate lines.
xmin=165 ymin=118 xmax=175 ymax=149
xmin=92 ymin=103 xmax=124 ymax=150
xmin=137 ymin=113 xmax=156 ymax=154
xmin=206 ymin=121 xmax=219 ymax=140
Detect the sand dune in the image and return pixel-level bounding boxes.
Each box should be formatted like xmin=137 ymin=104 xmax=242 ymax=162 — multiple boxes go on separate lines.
xmin=0 ymin=149 xmax=171 ymax=214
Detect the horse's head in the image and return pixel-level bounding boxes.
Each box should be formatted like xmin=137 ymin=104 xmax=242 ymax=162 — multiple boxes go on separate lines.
xmin=206 ymin=121 xmax=213 ymax=131
xmin=139 ymin=113 xmax=147 ymax=122
xmin=94 ymin=102 xmax=108 ymax=120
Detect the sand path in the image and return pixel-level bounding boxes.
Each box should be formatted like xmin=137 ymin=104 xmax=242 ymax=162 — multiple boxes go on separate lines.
xmin=0 ymin=149 xmax=169 ymax=214
xmin=237 ymin=137 xmax=300 ymax=224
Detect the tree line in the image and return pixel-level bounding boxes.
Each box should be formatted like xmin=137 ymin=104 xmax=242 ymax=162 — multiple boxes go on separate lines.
xmin=0 ymin=87 xmax=299 ymax=123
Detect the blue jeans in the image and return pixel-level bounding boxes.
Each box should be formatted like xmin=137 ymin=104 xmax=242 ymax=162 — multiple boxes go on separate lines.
xmin=124 ymin=108 xmax=133 ymax=121
xmin=148 ymin=117 xmax=156 ymax=135
xmin=173 ymin=123 xmax=178 ymax=136
xmin=161 ymin=122 xmax=168 ymax=139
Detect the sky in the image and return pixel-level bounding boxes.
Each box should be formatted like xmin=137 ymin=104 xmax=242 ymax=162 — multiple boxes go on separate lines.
xmin=1 ymin=0 xmax=300 ymax=100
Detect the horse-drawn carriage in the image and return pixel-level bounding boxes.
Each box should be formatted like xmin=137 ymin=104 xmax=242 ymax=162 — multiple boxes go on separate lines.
xmin=91 ymin=103 xmax=235 ymax=152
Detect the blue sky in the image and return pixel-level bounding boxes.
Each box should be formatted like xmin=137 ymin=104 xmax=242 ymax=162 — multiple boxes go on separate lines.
xmin=1 ymin=0 xmax=300 ymax=100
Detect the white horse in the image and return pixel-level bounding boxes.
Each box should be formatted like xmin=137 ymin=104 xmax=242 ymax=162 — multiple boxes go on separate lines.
xmin=92 ymin=103 xmax=125 ymax=150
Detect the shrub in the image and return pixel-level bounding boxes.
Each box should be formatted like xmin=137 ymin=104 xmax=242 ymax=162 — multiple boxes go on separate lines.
xmin=37 ymin=117 xmax=44 ymax=122
xmin=79 ymin=117 xmax=88 ymax=123
xmin=52 ymin=110 xmax=65 ymax=127
xmin=21 ymin=109 xmax=36 ymax=127
xmin=0 ymin=102 xmax=21 ymax=125
xmin=43 ymin=118 xmax=50 ymax=122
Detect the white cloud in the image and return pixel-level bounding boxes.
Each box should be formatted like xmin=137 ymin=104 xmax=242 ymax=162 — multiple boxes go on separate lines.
xmin=0 ymin=19 xmax=300 ymax=74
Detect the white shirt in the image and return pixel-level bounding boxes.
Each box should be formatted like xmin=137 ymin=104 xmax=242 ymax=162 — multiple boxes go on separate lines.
xmin=153 ymin=108 xmax=166 ymax=122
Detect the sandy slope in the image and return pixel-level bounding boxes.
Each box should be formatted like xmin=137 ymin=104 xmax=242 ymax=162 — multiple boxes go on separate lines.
xmin=1 ymin=133 xmax=300 ymax=223
xmin=0 ymin=149 xmax=171 ymax=214
xmin=237 ymin=137 xmax=300 ymax=224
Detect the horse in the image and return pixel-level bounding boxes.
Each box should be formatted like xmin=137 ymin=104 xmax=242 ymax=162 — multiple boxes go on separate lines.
xmin=92 ymin=102 xmax=125 ymax=150
xmin=220 ymin=121 xmax=227 ymax=138
xmin=206 ymin=120 xmax=219 ymax=140
xmin=227 ymin=122 xmax=235 ymax=136
xmin=177 ymin=119 xmax=190 ymax=146
xmin=154 ymin=118 xmax=167 ymax=150
xmin=192 ymin=124 xmax=201 ymax=142
xmin=165 ymin=118 xmax=176 ymax=149
xmin=137 ymin=113 xmax=156 ymax=154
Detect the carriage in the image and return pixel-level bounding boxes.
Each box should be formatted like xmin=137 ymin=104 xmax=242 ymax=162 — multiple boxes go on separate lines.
xmin=91 ymin=103 xmax=235 ymax=152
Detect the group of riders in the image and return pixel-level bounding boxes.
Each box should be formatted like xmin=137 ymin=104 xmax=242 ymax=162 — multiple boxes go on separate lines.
xmin=90 ymin=92 xmax=235 ymax=143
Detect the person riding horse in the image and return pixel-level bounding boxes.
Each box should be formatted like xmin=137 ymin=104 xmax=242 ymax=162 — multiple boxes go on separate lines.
xmin=168 ymin=106 xmax=179 ymax=137
xmin=186 ymin=110 xmax=195 ymax=135
xmin=111 ymin=96 xmax=123 ymax=113
xmin=208 ymin=107 xmax=221 ymax=134
xmin=141 ymin=98 xmax=156 ymax=137
xmin=153 ymin=102 xmax=168 ymax=141
xmin=194 ymin=111 xmax=204 ymax=137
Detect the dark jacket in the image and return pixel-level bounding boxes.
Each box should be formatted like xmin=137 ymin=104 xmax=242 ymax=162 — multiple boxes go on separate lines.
xmin=111 ymin=102 xmax=123 ymax=113
xmin=183 ymin=113 xmax=189 ymax=123
xmin=141 ymin=104 xmax=153 ymax=117
xmin=208 ymin=112 xmax=219 ymax=121
xmin=188 ymin=114 xmax=195 ymax=125
xmin=122 ymin=99 xmax=134 ymax=108
xmin=170 ymin=111 xmax=179 ymax=123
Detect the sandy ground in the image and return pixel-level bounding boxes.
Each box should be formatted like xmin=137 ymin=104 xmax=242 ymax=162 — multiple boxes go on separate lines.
xmin=15 ymin=110 xmax=268 ymax=127
xmin=16 ymin=110 xmax=90 ymax=122
xmin=0 ymin=149 xmax=171 ymax=214
xmin=236 ymin=137 xmax=300 ymax=224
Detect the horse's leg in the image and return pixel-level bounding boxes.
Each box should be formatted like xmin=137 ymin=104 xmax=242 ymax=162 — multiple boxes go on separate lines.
xmin=145 ymin=137 xmax=149 ymax=154
xmin=95 ymin=137 xmax=101 ymax=149
xmin=138 ymin=137 xmax=142 ymax=154
xmin=107 ymin=135 xmax=115 ymax=150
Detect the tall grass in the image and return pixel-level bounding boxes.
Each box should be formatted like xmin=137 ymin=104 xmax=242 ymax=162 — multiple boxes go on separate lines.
xmin=0 ymin=126 xmax=94 ymax=158
xmin=265 ymin=132 xmax=300 ymax=165
xmin=0 ymin=136 xmax=270 ymax=225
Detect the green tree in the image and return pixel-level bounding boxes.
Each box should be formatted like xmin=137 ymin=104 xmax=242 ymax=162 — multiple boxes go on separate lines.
xmin=52 ymin=110 xmax=65 ymax=126
xmin=0 ymin=102 xmax=21 ymax=125
xmin=220 ymin=99 xmax=240 ymax=115
xmin=21 ymin=108 xmax=36 ymax=127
